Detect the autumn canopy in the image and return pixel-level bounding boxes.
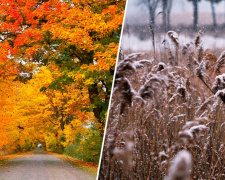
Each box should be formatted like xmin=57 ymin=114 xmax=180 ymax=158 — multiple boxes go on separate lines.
xmin=0 ymin=0 xmax=125 ymax=162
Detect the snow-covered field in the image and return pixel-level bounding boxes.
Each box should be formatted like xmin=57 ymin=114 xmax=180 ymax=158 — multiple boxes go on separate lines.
xmin=121 ymin=33 xmax=225 ymax=54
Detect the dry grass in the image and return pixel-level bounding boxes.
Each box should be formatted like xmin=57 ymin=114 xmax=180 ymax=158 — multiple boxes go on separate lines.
xmin=98 ymin=30 xmax=225 ymax=179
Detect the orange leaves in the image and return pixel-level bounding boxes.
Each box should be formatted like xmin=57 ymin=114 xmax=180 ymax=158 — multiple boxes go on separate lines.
xmin=14 ymin=29 xmax=43 ymax=47
xmin=0 ymin=41 xmax=11 ymax=62
xmin=0 ymin=0 xmax=126 ymax=154
xmin=21 ymin=2 xmax=40 ymax=26
xmin=0 ymin=0 xmax=23 ymax=32
xmin=0 ymin=0 xmax=125 ymax=64
xmin=93 ymin=42 xmax=119 ymax=71
xmin=0 ymin=41 xmax=20 ymax=78
xmin=76 ymin=42 xmax=119 ymax=74
xmin=25 ymin=45 xmax=40 ymax=58
xmin=72 ymin=72 xmax=85 ymax=84
xmin=6 ymin=7 xmax=22 ymax=23
xmin=102 ymin=5 xmax=118 ymax=14
xmin=0 ymin=78 xmax=20 ymax=150
xmin=41 ymin=2 xmax=51 ymax=12
xmin=100 ymin=4 xmax=124 ymax=33
xmin=12 ymin=28 xmax=43 ymax=59
xmin=0 ymin=22 xmax=21 ymax=34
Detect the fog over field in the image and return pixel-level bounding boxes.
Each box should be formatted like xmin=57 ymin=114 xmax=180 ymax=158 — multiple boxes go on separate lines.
xmin=125 ymin=0 xmax=225 ymax=25
xmin=122 ymin=0 xmax=225 ymax=54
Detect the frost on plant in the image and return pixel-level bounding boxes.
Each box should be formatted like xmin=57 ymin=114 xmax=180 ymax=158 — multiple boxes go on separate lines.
xmin=212 ymin=73 xmax=225 ymax=103
xmin=165 ymin=150 xmax=192 ymax=180
xmin=99 ymin=30 xmax=225 ymax=180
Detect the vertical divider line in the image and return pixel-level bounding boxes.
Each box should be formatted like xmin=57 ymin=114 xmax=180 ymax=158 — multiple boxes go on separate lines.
xmin=96 ymin=1 xmax=130 ymax=179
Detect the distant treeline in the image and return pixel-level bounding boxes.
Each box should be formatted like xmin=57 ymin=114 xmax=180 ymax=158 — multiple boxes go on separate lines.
xmin=124 ymin=0 xmax=225 ymax=40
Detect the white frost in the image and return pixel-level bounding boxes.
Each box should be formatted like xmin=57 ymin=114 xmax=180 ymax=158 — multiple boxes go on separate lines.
xmin=165 ymin=150 xmax=192 ymax=180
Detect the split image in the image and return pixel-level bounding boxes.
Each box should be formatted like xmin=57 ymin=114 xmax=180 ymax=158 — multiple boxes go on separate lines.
xmin=1 ymin=0 xmax=225 ymax=179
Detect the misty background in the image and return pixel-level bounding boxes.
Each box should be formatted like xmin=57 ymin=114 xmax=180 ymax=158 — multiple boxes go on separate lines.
xmin=121 ymin=0 xmax=225 ymax=55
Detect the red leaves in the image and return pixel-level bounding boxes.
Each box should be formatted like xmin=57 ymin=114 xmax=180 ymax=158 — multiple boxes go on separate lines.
xmin=0 ymin=42 xmax=11 ymax=62
xmin=14 ymin=29 xmax=43 ymax=47
xmin=0 ymin=0 xmax=23 ymax=32
xmin=7 ymin=8 xmax=20 ymax=20
xmin=102 ymin=5 xmax=118 ymax=14
xmin=0 ymin=42 xmax=20 ymax=78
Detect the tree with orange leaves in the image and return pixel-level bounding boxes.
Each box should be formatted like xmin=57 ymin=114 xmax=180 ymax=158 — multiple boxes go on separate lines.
xmin=0 ymin=0 xmax=126 ymax=132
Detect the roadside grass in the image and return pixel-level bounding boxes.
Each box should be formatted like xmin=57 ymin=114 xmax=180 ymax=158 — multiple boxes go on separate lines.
xmin=0 ymin=158 xmax=8 ymax=166
xmin=0 ymin=151 xmax=33 ymax=167
xmin=47 ymin=151 xmax=98 ymax=176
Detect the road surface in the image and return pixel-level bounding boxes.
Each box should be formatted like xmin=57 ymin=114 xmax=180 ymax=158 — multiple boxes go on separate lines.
xmin=0 ymin=148 xmax=95 ymax=180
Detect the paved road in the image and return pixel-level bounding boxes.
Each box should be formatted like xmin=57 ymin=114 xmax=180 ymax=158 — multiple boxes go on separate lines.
xmin=0 ymin=148 xmax=95 ymax=180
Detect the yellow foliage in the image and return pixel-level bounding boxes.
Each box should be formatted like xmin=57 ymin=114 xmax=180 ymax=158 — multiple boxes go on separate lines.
xmin=45 ymin=133 xmax=56 ymax=151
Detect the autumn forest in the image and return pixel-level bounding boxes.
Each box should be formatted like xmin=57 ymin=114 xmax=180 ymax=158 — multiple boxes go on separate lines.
xmin=0 ymin=0 xmax=125 ymax=166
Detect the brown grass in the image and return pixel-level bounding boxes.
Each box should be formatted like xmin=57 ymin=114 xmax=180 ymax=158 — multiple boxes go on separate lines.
xmin=98 ymin=30 xmax=225 ymax=179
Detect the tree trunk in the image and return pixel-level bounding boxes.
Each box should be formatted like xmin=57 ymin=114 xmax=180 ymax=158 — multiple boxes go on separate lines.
xmin=126 ymin=21 xmax=132 ymax=54
xmin=88 ymin=84 xmax=103 ymax=123
xmin=88 ymin=84 xmax=105 ymax=137
xmin=60 ymin=106 xmax=65 ymax=131
xmin=60 ymin=116 xmax=65 ymax=131
xmin=167 ymin=0 xmax=172 ymax=30
xmin=162 ymin=0 xmax=167 ymax=32
xmin=162 ymin=0 xmax=172 ymax=31
xmin=147 ymin=0 xmax=158 ymax=27
xmin=193 ymin=0 xmax=199 ymax=31
xmin=210 ymin=0 xmax=217 ymax=29
xmin=150 ymin=8 xmax=156 ymax=26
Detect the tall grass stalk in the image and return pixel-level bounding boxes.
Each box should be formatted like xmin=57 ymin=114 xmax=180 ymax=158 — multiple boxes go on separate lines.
xmin=98 ymin=30 xmax=225 ymax=179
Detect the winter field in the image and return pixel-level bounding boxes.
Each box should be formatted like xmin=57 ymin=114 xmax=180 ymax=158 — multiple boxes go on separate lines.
xmin=121 ymin=33 xmax=225 ymax=56
xmin=98 ymin=30 xmax=225 ymax=179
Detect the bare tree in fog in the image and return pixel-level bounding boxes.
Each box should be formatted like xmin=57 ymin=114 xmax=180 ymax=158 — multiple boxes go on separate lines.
xmin=188 ymin=0 xmax=201 ymax=31
xmin=138 ymin=0 xmax=159 ymax=60
xmin=210 ymin=0 xmax=217 ymax=28
xmin=146 ymin=0 xmax=159 ymax=27
xmin=162 ymin=0 xmax=173 ymax=31
xmin=125 ymin=20 xmax=132 ymax=54
xmin=206 ymin=0 xmax=222 ymax=29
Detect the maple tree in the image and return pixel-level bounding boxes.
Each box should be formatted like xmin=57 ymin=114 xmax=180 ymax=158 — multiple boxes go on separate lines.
xmin=0 ymin=0 xmax=125 ymax=129
xmin=15 ymin=65 xmax=95 ymax=152
xmin=0 ymin=76 xmax=35 ymax=152
xmin=0 ymin=77 xmax=16 ymax=150
xmin=0 ymin=0 xmax=125 ymax=162
xmin=0 ymin=64 xmax=102 ymax=160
